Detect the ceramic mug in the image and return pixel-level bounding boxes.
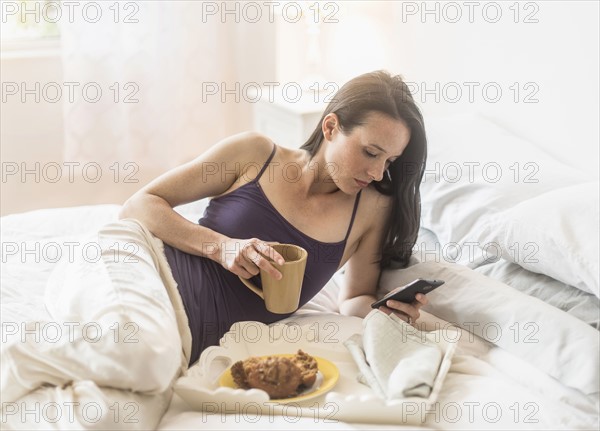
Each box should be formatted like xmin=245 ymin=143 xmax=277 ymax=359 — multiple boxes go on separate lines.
xmin=238 ymin=244 xmax=307 ymax=314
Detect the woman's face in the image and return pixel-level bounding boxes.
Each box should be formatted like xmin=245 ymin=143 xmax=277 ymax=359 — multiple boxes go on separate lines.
xmin=323 ymin=111 xmax=411 ymax=194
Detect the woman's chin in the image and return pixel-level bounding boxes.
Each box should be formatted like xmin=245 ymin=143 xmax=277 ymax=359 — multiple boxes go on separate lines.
xmin=338 ymin=181 xmax=363 ymax=195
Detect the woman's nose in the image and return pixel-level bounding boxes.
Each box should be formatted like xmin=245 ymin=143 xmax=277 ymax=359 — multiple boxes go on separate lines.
xmin=367 ymin=162 xmax=387 ymax=182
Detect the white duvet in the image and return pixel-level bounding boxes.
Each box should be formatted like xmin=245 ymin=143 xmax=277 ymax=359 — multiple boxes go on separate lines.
xmin=1 ymin=203 xmax=598 ymax=430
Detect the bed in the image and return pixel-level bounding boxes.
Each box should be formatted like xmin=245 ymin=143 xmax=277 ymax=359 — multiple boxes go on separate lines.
xmin=1 ymin=113 xmax=598 ymax=430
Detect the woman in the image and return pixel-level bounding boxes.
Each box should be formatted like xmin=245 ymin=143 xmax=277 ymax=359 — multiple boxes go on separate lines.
xmin=3 ymin=70 xmax=428 ymax=409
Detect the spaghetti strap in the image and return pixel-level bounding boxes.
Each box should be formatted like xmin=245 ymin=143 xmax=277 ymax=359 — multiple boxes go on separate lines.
xmin=344 ymin=190 xmax=362 ymax=241
xmin=253 ymin=144 xmax=277 ymax=183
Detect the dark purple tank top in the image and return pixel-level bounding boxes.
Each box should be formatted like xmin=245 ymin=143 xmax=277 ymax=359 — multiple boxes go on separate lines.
xmin=164 ymin=144 xmax=362 ymax=365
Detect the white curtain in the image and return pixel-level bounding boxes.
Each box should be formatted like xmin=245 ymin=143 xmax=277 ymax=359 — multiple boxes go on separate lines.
xmin=59 ymin=1 xmax=242 ymax=170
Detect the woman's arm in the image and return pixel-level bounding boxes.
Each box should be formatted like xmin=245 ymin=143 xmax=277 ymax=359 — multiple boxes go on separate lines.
xmin=119 ymin=132 xmax=283 ymax=278
xmin=339 ymin=193 xmax=427 ymax=321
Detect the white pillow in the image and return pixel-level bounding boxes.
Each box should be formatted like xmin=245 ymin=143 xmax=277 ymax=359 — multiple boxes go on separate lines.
xmin=175 ymin=198 xmax=210 ymax=223
xmin=297 ymin=270 xmax=343 ymax=314
xmin=474 ymin=258 xmax=599 ymax=328
xmin=379 ymin=261 xmax=600 ymax=395
xmin=420 ymin=113 xmax=590 ymax=267
xmin=477 ymin=182 xmax=599 ymax=297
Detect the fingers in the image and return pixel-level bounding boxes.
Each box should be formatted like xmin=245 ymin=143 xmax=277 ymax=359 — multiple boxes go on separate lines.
xmin=413 ymin=293 xmax=428 ymax=307
xmin=385 ymin=300 xmax=420 ymax=324
xmin=379 ymin=305 xmax=414 ymax=325
xmin=222 ymin=238 xmax=286 ymax=280
xmin=243 ymin=240 xmax=284 ymax=280
xmin=254 ymin=241 xmax=285 ymax=266
xmin=236 ymin=266 xmax=257 ymax=280
xmin=232 ymin=252 xmax=258 ymax=279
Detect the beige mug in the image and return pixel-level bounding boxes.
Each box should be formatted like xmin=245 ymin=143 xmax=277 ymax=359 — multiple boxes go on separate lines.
xmin=238 ymin=244 xmax=307 ymax=314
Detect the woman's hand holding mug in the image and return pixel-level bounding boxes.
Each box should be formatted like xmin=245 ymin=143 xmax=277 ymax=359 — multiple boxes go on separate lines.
xmin=218 ymin=237 xmax=285 ymax=280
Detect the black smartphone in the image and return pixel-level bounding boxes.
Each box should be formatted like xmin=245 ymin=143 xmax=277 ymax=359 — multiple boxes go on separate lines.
xmin=371 ymin=278 xmax=445 ymax=309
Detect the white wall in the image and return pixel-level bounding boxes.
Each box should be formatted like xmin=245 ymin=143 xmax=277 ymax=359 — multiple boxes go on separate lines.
xmin=312 ymin=1 xmax=599 ymax=174
xmin=391 ymin=1 xmax=599 ymax=174
xmin=1 ymin=52 xmax=64 ymax=164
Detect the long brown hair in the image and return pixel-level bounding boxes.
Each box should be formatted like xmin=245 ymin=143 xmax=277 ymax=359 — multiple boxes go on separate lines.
xmin=300 ymin=70 xmax=427 ymax=268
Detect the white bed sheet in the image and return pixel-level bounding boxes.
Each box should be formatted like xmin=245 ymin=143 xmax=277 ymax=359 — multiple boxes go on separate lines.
xmin=2 ymin=203 xmax=598 ymax=430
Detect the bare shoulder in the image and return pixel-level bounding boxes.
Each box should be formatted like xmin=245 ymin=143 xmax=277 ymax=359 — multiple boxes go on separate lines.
xmin=220 ymin=131 xmax=275 ymax=167
xmin=365 ymin=187 xmax=393 ymax=216
xmin=131 ymin=131 xmax=277 ymax=207
xmin=342 ymin=185 xmax=392 ymax=261
xmin=361 ymin=187 xmax=393 ymax=232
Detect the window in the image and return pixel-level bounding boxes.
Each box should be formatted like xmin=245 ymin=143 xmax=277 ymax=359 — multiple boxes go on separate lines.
xmin=1 ymin=0 xmax=61 ymax=42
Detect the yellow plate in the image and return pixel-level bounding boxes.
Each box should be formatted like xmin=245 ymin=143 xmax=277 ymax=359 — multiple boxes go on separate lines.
xmin=219 ymin=354 xmax=340 ymax=403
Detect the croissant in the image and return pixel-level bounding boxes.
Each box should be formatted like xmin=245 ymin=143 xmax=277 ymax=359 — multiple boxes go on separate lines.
xmin=230 ymin=350 xmax=318 ymax=398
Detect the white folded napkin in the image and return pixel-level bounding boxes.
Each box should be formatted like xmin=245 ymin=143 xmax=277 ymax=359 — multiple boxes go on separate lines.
xmin=344 ymin=309 xmax=443 ymax=400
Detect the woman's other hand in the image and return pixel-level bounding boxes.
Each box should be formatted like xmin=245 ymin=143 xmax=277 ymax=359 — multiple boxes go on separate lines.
xmin=218 ymin=237 xmax=285 ymax=280
xmin=378 ymin=293 xmax=428 ymax=325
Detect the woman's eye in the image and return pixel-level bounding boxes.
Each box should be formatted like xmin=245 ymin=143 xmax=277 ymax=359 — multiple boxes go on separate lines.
xmin=364 ymin=150 xmax=377 ymax=158
xmin=387 ymin=158 xmax=398 ymax=167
